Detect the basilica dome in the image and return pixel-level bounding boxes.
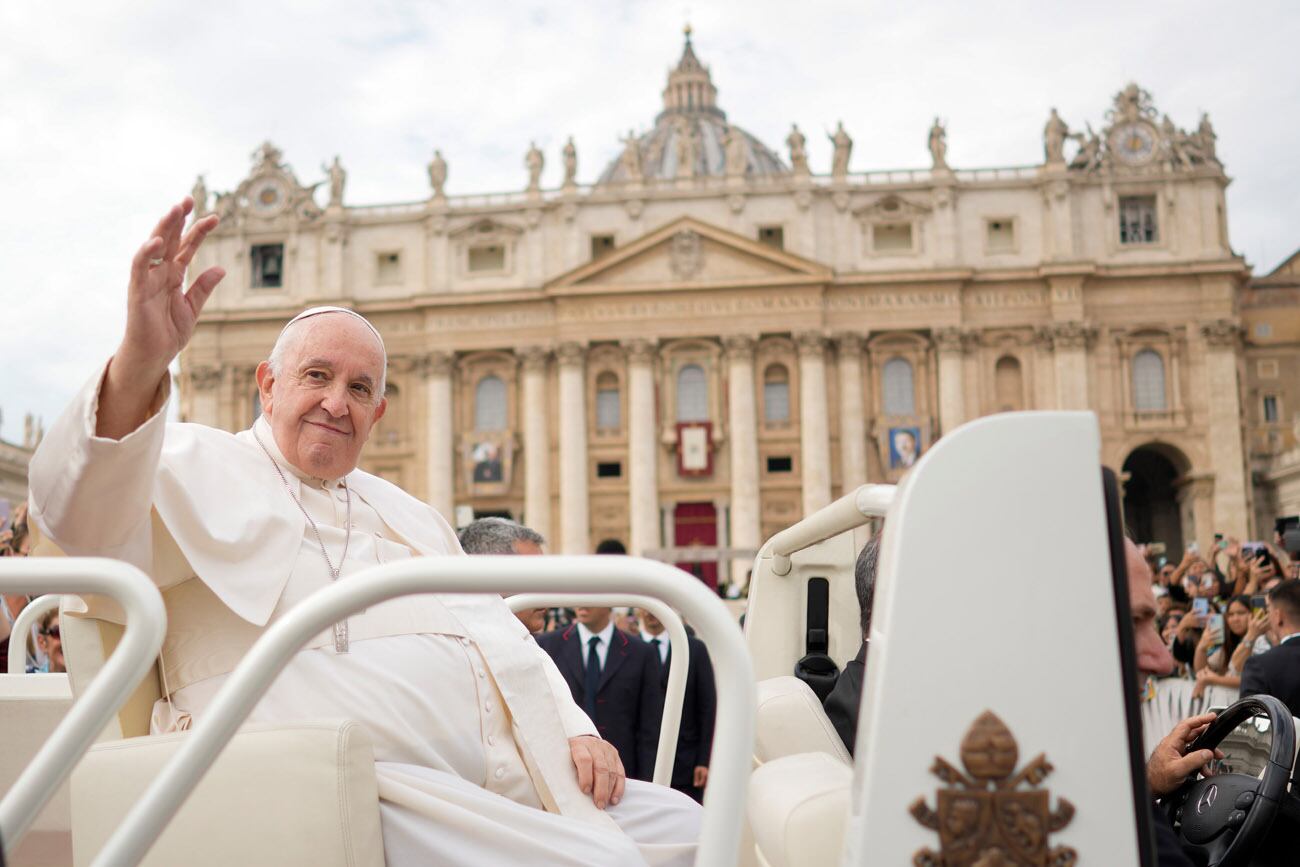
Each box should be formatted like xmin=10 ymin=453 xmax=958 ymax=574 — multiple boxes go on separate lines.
xmin=597 ymin=31 xmax=788 ymax=185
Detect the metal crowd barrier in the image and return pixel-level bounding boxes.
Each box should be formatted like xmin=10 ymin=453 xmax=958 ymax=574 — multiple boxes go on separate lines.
xmin=0 ymin=559 xmax=165 ymax=859
xmin=1141 ymin=677 xmax=1240 ymax=757
xmin=507 ymin=593 xmax=690 ymax=787
xmin=95 ymin=555 xmax=755 ymax=867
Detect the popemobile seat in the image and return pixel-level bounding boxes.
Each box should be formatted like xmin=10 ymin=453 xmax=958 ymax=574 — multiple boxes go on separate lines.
xmin=746 ymin=412 xmax=1155 ymax=866
xmin=6 ymin=524 xmax=386 ymax=867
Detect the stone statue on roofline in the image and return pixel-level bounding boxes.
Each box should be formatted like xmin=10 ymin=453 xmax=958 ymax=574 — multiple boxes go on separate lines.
xmin=786 ymin=123 xmax=809 ymax=176
xmin=829 ymin=121 xmax=852 ymax=181
xmin=928 ymin=117 xmax=948 ymax=170
xmin=191 ymin=175 xmax=209 ymax=216
xmin=427 ymin=150 xmax=447 ymax=199
xmin=525 ymin=142 xmax=544 ymax=192
xmin=562 ymin=136 xmax=578 ymax=187
xmin=1043 ymin=108 xmax=1070 ymax=165
xmin=619 ymin=130 xmax=643 ymax=183
xmin=1196 ymin=113 xmax=1218 ymax=163
xmin=324 ymin=156 xmax=346 ymax=207
xmin=723 ymin=125 xmax=747 ymax=178
xmin=675 ymin=118 xmax=698 ymax=180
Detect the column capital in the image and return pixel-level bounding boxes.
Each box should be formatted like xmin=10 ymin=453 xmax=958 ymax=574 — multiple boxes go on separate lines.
xmin=623 ymin=338 xmax=658 ymax=365
xmin=519 ymin=345 xmax=552 ymax=372
xmin=186 ymin=364 xmax=225 ymax=391
xmin=722 ymin=334 xmax=756 ymax=360
xmin=556 ymin=341 xmax=587 ymax=366
xmin=933 ymin=327 xmax=975 ymax=354
xmin=794 ymin=331 xmax=828 ymax=357
xmin=1049 ymin=320 xmax=1097 ymax=350
xmin=413 ymin=350 xmax=455 ymax=378
xmin=833 ymin=332 xmax=864 ymax=356
xmin=1200 ymin=318 xmax=1243 ymax=349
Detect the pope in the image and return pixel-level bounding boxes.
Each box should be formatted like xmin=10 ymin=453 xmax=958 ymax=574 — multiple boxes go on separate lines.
xmin=28 ymin=197 xmax=700 ymax=865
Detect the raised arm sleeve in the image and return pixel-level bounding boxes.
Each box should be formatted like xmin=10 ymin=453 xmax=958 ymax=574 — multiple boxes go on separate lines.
xmin=27 ymin=361 xmax=170 ymax=576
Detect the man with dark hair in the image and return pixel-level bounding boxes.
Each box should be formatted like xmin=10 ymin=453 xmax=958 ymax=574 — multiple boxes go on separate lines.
xmin=822 ymin=534 xmax=878 ymax=755
xmin=1239 ymin=579 xmax=1300 ymax=716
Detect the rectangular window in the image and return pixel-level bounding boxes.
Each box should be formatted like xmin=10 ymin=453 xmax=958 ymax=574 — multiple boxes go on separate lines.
xmin=986 ymin=218 xmax=1016 ymax=252
xmin=1264 ymin=395 xmax=1279 ymax=423
xmin=1118 ymin=196 xmax=1158 ymax=245
xmin=596 ymin=461 xmax=623 ymax=479
xmin=250 ymin=244 xmax=284 ymax=288
xmin=766 ymin=455 xmax=793 ymax=473
xmin=595 ymin=387 xmax=620 ymax=431
xmin=590 ymin=234 xmax=616 ymax=260
xmin=1255 ymin=323 xmax=1274 ymax=339
xmin=757 ymin=226 xmax=784 ymax=250
xmin=468 ymin=244 xmax=506 ymax=272
xmin=376 ymin=252 xmax=402 ymax=285
xmin=872 ymin=222 xmax=913 ymax=253
xmin=1258 ymin=359 xmax=1279 ymax=379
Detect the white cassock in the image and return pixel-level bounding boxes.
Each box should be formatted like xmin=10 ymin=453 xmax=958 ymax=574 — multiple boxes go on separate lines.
xmin=28 ymin=365 xmax=701 ymax=866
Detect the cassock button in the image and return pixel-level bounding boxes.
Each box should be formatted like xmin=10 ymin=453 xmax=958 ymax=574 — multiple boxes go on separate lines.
xmin=478 ymin=669 xmax=486 ymax=679
xmin=494 ymin=767 xmax=505 ymax=780
xmin=484 ymin=702 xmax=492 ymax=713
xmin=487 ymin=735 xmax=496 ymax=746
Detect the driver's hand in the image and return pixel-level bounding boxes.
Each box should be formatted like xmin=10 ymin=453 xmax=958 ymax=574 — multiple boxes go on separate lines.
xmin=1147 ymin=712 xmax=1224 ymax=798
xmin=568 ymin=735 xmax=626 ymax=809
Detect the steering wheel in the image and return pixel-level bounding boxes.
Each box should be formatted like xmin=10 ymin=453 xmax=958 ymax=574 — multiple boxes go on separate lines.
xmin=1163 ymin=695 xmax=1296 ymax=867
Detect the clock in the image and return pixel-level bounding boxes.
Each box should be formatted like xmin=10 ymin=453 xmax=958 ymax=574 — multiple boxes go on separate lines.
xmin=248 ymin=177 xmax=290 ymax=216
xmin=1109 ymin=121 xmax=1157 ymax=166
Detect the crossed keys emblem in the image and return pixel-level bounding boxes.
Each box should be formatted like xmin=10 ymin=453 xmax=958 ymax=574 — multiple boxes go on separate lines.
xmin=909 ymin=711 xmax=1077 ymax=867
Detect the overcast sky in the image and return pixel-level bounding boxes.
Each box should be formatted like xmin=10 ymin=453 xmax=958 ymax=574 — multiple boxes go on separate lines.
xmin=1 ymin=1 xmax=1296 ymax=444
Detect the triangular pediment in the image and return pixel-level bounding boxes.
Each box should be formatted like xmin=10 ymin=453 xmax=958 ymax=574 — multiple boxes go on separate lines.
xmin=547 ymin=216 xmax=830 ymax=293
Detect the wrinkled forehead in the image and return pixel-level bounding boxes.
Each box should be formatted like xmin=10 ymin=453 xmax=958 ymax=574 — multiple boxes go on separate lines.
xmin=284 ymin=313 xmax=386 ymax=374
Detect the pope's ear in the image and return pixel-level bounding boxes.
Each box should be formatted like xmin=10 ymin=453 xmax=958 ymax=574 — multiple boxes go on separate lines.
xmin=255 ymin=361 xmax=275 ymax=415
xmin=373 ymin=396 xmax=388 ymax=423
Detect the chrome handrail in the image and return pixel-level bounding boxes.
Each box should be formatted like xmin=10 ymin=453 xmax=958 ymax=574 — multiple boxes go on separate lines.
xmin=96 ymin=556 xmax=754 ymax=867
xmin=0 ymin=558 xmax=165 ymax=856
xmin=6 ymin=594 xmax=61 ymax=675
xmin=507 ymin=593 xmax=690 ymax=787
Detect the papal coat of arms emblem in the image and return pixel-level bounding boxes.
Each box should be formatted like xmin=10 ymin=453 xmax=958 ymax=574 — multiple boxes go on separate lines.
xmin=909 ymin=711 xmax=1077 ymax=867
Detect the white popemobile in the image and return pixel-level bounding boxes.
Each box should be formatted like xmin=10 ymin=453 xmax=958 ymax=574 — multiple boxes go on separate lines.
xmin=3 ymin=411 xmax=1300 ymax=866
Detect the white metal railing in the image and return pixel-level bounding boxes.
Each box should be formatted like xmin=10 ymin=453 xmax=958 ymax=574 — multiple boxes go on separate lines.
xmin=95 ymin=556 xmax=754 ymax=867
xmin=507 ymin=593 xmax=689 ymax=787
xmin=769 ymin=484 xmax=895 ymax=576
xmin=0 ymin=559 xmax=165 ymax=858
xmin=7 ymin=594 xmax=61 ymax=674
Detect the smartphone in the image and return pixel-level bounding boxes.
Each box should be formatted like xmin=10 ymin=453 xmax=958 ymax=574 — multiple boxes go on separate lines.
xmin=1192 ymin=598 xmax=1210 ymax=618
xmin=1241 ymin=543 xmax=1266 ymax=561
xmin=1250 ymin=594 xmax=1268 ymax=612
xmin=1187 ymin=541 xmax=1200 ymax=555
xmin=1158 ymin=556 xmax=1168 ymax=569
xmin=1148 ymin=542 xmax=1167 ymax=557
xmin=1209 ymin=613 xmax=1224 ymax=633
xmin=1215 ymin=533 xmax=1225 ymax=549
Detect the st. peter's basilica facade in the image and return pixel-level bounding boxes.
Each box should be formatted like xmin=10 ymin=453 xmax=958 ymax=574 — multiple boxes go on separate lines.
xmin=182 ymin=32 xmax=1250 ymax=581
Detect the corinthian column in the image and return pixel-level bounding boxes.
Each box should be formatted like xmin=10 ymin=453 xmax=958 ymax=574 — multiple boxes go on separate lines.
xmin=796 ymin=332 xmax=832 ymax=515
xmin=420 ymin=351 xmax=455 ymax=519
xmin=520 ymin=347 xmax=552 ymax=542
xmin=557 ymin=342 xmax=590 ymax=554
xmin=1201 ymin=320 xmax=1250 ymax=539
xmin=625 ymin=340 xmax=660 ymax=557
xmin=1049 ymin=321 xmax=1095 ymax=410
xmin=724 ymin=335 xmax=760 ymax=575
xmin=835 ymin=334 xmax=868 ymax=489
xmin=934 ymin=327 xmax=967 ymax=436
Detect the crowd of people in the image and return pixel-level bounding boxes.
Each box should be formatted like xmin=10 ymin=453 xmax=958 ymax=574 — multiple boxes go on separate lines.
xmin=0 ymin=502 xmax=64 ymax=674
xmin=1145 ymin=523 xmax=1300 ymax=711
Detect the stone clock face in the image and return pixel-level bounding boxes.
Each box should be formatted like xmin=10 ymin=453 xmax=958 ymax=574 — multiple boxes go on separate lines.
xmin=249 ymin=177 xmax=290 ymax=215
xmin=1109 ymin=121 xmax=1157 ymax=165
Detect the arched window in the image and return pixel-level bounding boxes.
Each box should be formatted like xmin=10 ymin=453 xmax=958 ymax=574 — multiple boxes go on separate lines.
xmin=1133 ymin=350 xmax=1167 ymax=411
xmin=994 ymin=356 xmax=1023 ymax=412
xmin=474 ymin=375 xmax=507 ymax=431
xmin=676 ymin=364 xmax=709 ymax=422
xmin=882 ymin=357 xmax=915 ymax=416
xmin=595 ymin=371 xmax=621 ymax=431
xmin=763 ymin=364 xmax=790 ymax=424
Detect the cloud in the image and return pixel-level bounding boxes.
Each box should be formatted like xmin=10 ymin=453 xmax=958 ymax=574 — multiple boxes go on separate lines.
xmin=1 ymin=0 xmax=1296 ymax=441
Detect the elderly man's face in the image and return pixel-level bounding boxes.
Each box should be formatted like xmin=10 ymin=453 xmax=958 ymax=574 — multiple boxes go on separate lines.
xmin=1128 ymin=540 xmax=1175 ymax=684
xmin=256 ymin=314 xmax=387 ymax=480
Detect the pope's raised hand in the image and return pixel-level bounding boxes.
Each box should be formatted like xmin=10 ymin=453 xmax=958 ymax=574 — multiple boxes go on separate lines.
xmin=99 ymin=197 xmax=225 ymax=439
xmin=118 ymin=197 xmax=225 ymax=382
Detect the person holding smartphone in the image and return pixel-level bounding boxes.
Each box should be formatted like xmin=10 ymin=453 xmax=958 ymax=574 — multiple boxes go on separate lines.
xmin=1192 ymin=595 xmax=1252 ymax=698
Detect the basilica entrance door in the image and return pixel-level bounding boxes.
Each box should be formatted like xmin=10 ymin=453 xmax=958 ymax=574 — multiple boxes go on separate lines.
xmin=673 ymin=502 xmax=718 ymax=591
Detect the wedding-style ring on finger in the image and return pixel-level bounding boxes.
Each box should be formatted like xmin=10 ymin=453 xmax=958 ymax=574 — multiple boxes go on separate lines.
xmin=149 ymin=257 xmax=165 ymax=266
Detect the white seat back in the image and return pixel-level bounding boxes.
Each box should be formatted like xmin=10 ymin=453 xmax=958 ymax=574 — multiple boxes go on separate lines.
xmin=753 ymin=676 xmax=850 ymax=767
xmin=843 ymin=412 xmax=1145 ymax=865
xmin=0 ymin=674 xmax=73 ymax=865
